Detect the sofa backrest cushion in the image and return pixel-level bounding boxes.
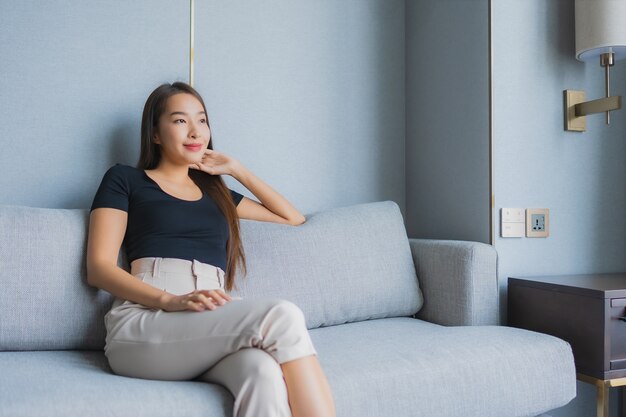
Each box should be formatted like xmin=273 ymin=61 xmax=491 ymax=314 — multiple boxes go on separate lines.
xmin=0 ymin=201 xmax=422 ymax=351
xmin=232 ymin=200 xmax=423 ymax=328
xmin=0 ymin=205 xmax=119 ymax=351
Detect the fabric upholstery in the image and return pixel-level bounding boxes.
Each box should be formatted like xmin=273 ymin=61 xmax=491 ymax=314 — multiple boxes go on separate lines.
xmin=309 ymin=318 xmax=575 ymax=417
xmin=0 ymin=318 xmax=576 ymax=417
xmin=0 ymin=205 xmax=113 ymax=350
xmin=231 ymin=200 xmax=423 ymax=328
xmin=409 ymin=238 xmax=499 ymax=326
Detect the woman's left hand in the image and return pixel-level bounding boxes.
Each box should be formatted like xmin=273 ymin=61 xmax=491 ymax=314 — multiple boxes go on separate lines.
xmin=189 ymin=149 xmax=240 ymax=176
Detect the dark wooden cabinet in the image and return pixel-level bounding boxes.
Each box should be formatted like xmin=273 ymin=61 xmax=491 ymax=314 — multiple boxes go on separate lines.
xmin=508 ymin=273 xmax=626 ymax=380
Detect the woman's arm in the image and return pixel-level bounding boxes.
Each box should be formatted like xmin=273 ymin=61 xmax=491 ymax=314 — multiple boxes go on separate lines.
xmin=232 ymin=163 xmax=306 ymax=226
xmin=190 ymin=149 xmax=306 ymax=226
xmin=86 ymin=208 xmax=170 ymax=309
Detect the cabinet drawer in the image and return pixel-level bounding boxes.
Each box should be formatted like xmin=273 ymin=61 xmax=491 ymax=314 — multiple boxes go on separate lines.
xmin=610 ymin=298 xmax=626 ymax=370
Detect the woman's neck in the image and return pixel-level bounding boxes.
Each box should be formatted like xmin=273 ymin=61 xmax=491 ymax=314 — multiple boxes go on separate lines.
xmin=150 ymin=159 xmax=192 ymax=185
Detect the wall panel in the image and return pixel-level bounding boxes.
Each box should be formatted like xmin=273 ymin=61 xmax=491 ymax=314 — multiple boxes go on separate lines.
xmin=0 ymin=1 xmax=188 ymax=208
xmin=193 ymin=0 xmax=406 ymax=215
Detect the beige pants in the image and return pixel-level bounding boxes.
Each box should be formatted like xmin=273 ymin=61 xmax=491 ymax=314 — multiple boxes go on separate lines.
xmin=104 ymin=257 xmax=318 ymax=417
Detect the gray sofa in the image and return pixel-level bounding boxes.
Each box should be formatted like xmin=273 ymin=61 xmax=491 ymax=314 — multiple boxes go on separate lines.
xmin=0 ymin=200 xmax=575 ymax=417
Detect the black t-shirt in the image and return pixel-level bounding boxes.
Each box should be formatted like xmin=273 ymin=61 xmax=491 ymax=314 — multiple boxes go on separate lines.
xmin=90 ymin=163 xmax=244 ymax=270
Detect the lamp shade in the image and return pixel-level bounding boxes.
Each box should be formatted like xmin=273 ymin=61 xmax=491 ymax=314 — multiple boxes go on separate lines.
xmin=575 ymin=0 xmax=626 ymax=61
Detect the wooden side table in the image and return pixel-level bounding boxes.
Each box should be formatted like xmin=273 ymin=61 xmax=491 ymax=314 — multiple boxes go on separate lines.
xmin=508 ymin=273 xmax=626 ymax=417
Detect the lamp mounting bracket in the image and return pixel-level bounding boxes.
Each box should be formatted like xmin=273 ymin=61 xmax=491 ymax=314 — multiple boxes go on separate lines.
xmin=564 ymin=90 xmax=622 ymax=132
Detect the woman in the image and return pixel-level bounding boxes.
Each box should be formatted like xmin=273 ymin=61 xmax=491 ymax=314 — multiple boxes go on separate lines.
xmin=86 ymin=81 xmax=337 ymax=417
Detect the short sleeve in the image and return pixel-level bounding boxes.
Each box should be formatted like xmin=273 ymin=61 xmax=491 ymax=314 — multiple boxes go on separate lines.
xmin=90 ymin=164 xmax=130 ymax=212
xmin=229 ymin=188 xmax=244 ymax=206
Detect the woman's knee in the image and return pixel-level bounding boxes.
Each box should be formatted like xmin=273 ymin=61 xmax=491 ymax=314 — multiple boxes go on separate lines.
xmin=242 ymin=348 xmax=285 ymax=382
xmin=267 ymin=299 xmax=308 ymax=327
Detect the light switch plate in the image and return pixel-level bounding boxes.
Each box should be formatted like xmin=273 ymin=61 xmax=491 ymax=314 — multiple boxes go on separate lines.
xmin=526 ymin=208 xmax=549 ymax=237
xmin=501 ymin=208 xmax=525 ymax=237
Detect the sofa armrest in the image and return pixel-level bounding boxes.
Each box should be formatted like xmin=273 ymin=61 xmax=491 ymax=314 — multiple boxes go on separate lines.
xmin=409 ymin=238 xmax=499 ymax=326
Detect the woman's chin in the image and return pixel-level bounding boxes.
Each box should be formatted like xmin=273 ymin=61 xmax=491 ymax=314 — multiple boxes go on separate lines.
xmin=186 ymin=157 xmax=202 ymax=165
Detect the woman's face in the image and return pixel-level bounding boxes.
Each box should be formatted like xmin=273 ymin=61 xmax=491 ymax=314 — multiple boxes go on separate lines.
xmin=154 ymin=92 xmax=211 ymax=166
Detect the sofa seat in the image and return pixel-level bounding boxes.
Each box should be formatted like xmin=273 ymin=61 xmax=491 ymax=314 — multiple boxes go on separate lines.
xmin=310 ymin=318 xmax=574 ymax=417
xmin=0 ymin=317 xmax=574 ymax=417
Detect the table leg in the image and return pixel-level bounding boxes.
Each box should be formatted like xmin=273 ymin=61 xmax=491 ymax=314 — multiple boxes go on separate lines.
xmin=597 ymin=381 xmax=608 ymax=417
xmin=576 ymin=373 xmax=626 ymax=416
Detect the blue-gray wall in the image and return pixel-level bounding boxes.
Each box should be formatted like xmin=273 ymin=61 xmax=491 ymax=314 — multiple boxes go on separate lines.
xmin=0 ymin=0 xmax=406 ymax=219
xmin=193 ymin=0 xmax=406 ymax=215
xmin=0 ymin=1 xmax=188 ymax=208
xmin=493 ymin=1 xmax=626 ymax=416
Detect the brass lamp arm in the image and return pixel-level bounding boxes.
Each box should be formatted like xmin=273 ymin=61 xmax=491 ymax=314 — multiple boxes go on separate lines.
xmin=575 ymin=95 xmax=622 ymax=117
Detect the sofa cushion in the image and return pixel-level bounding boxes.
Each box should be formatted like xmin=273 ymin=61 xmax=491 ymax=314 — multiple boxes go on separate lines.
xmin=0 ymin=205 xmax=115 ymax=351
xmin=0 ymin=317 xmax=575 ymax=417
xmin=232 ymin=200 xmax=423 ymax=328
xmin=0 ymin=201 xmax=422 ymax=351
xmin=309 ymin=318 xmax=575 ymax=417
xmin=0 ymin=350 xmax=232 ymax=417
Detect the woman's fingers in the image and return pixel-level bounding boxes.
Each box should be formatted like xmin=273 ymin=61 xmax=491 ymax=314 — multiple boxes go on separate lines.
xmin=193 ymin=291 xmax=226 ymax=309
xmin=191 ymin=293 xmax=215 ymax=309
xmin=185 ymin=298 xmax=206 ymax=312
xmin=207 ymin=291 xmax=226 ymax=305
xmin=214 ymin=289 xmax=233 ymax=303
xmin=199 ymin=289 xmax=231 ymax=304
xmin=179 ymin=289 xmax=233 ymax=312
xmin=214 ymin=289 xmax=232 ymax=301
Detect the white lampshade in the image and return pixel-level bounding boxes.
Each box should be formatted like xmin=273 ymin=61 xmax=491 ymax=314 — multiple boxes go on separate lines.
xmin=575 ymin=0 xmax=626 ymax=61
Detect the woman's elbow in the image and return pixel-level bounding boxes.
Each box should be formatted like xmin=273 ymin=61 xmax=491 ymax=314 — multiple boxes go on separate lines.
xmin=86 ymin=266 xmax=99 ymax=287
xmin=86 ymin=260 xmax=107 ymax=287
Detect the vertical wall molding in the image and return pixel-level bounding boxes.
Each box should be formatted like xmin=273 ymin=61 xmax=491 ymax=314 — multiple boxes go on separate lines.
xmin=488 ymin=0 xmax=494 ymax=245
xmin=189 ymin=0 xmax=195 ymax=86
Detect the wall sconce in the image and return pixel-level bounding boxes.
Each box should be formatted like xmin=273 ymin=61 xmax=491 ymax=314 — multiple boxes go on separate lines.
xmin=565 ymin=0 xmax=626 ymax=132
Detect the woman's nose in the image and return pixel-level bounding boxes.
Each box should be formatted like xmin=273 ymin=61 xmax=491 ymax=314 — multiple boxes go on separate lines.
xmin=189 ymin=122 xmax=200 ymax=138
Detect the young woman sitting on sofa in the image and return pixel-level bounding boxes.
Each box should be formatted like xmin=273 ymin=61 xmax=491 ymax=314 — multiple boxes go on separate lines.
xmin=86 ymin=81 xmax=336 ymax=417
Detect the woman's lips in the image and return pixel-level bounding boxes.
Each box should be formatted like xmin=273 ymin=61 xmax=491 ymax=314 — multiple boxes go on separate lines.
xmin=184 ymin=144 xmax=203 ymax=152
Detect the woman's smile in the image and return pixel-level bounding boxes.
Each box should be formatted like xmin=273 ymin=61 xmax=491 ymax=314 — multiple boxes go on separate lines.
xmin=184 ymin=144 xmax=203 ymax=152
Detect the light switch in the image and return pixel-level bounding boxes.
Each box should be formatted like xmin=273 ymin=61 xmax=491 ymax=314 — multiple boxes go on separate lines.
xmin=501 ymin=208 xmax=525 ymax=238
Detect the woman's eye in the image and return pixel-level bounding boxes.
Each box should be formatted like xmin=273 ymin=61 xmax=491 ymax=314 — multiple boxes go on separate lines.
xmin=199 ymin=119 xmax=207 ymax=124
xmin=174 ymin=119 xmax=186 ymax=124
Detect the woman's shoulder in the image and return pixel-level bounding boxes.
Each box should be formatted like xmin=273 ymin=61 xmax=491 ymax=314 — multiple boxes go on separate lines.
xmin=109 ymin=162 xmax=137 ymax=171
xmin=105 ymin=163 xmax=143 ymax=176
xmin=91 ymin=164 xmax=141 ymax=212
xmin=99 ymin=163 xmax=145 ymax=187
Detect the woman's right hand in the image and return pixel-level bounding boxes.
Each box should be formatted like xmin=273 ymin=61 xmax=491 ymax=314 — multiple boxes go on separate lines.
xmin=160 ymin=289 xmax=233 ymax=312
